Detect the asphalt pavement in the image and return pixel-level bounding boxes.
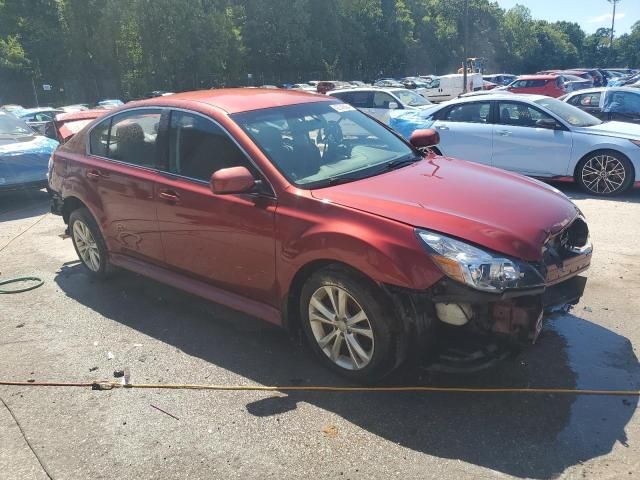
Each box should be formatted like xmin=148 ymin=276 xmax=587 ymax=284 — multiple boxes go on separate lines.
xmin=0 ymin=186 xmax=639 ymax=479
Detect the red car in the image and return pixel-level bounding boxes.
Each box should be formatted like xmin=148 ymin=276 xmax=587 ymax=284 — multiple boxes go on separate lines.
xmin=48 ymin=89 xmax=592 ymax=382
xmin=506 ymin=75 xmax=567 ymax=97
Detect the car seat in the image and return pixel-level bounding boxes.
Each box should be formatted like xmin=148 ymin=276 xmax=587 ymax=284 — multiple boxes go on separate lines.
xmin=114 ymin=123 xmax=147 ymax=164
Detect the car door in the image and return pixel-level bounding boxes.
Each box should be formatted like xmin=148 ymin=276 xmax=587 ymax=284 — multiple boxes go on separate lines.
xmin=85 ymin=108 xmax=166 ymax=264
xmin=153 ymin=109 xmax=277 ymax=306
xmin=492 ymin=101 xmax=572 ymax=177
xmin=601 ymin=91 xmax=640 ymax=124
xmin=431 ymin=101 xmax=493 ymax=164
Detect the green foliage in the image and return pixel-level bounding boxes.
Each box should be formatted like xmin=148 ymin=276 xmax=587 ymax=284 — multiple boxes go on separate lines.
xmin=0 ymin=0 xmax=638 ymax=105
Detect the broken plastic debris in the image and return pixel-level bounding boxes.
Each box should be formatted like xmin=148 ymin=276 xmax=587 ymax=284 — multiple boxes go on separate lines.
xmin=322 ymin=425 xmax=339 ymax=437
xmin=133 ymin=343 xmax=142 ymax=347
xmin=93 ymin=341 xmax=98 ymax=346
xmin=107 ymin=351 xmax=114 ymax=360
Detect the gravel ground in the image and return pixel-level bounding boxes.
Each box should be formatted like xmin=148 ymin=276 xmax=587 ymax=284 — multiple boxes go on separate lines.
xmin=0 ymin=185 xmax=639 ymax=480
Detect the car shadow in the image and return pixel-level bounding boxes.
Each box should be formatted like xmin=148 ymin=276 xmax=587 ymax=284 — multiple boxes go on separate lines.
xmin=550 ymin=181 xmax=640 ymax=204
xmin=54 ymin=265 xmax=639 ymax=479
xmin=0 ymin=189 xmax=50 ymax=221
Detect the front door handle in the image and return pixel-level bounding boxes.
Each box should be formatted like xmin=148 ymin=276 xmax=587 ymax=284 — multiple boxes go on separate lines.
xmin=497 ymin=130 xmax=511 ymax=136
xmin=436 ymin=125 xmax=449 ymax=131
xmin=159 ymin=190 xmax=180 ymax=204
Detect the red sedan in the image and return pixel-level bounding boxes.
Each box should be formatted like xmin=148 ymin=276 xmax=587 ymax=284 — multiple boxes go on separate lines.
xmin=48 ymin=89 xmax=591 ymax=382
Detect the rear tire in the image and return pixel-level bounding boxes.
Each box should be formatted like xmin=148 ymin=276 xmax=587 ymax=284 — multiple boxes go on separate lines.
xmin=576 ymin=150 xmax=633 ymax=196
xmin=69 ymin=208 xmax=112 ymax=279
xmin=299 ymin=265 xmax=404 ymax=383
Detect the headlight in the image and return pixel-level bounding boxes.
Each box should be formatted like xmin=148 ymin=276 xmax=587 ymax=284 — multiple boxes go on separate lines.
xmin=417 ymin=229 xmax=545 ymax=292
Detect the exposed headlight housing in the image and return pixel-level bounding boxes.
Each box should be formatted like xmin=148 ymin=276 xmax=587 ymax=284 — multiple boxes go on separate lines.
xmin=417 ymin=229 xmax=545 ymax=292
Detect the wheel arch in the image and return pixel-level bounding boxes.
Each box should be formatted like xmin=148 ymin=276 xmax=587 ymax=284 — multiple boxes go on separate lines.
xmin=281 ymin=259 xmax=389 ymax=336
xmin=61 ymin=195 xmax=89 ymax=224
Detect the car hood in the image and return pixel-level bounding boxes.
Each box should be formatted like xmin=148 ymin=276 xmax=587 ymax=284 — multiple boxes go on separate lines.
xmin=573 ymin=121 xmax=640 ymax=140
xmin=311 ymin=157 xmax=579 ymax=261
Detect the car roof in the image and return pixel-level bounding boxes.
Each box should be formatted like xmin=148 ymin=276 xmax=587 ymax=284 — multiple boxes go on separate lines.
xmin=17 ymin=107 xmax=61 ymax=115
xmin=128 ymin=88 xmax=332 ymax=114
xmin=565 ymin=86 xmax=640 ymax=95
xmin=329 ymin=87 xmax=406 ymax=94
xmin=446 ymin=93 xmax=547 ymax=105
xmin=516 ymin=74 xmax=558 ymax=80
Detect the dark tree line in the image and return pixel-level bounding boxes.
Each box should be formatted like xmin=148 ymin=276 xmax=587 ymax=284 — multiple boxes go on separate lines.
xmin=0 ymin=0 xmax=638 ymax=105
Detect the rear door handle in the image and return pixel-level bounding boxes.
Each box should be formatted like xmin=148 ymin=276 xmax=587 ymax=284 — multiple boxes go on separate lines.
xmin=86 ymin=169 xmax=101 ymax=180
xmin=497 ymin=130 xmax=511 ymax=136
xmin=159 ymin=190 xmax=180 ymax=204
xmin=436 ymin=125 xmax=449 ymax=131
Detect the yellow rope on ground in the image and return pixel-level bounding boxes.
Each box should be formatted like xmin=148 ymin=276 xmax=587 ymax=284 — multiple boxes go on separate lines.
xmin=0 ymin=380 xmax=638 ymax=396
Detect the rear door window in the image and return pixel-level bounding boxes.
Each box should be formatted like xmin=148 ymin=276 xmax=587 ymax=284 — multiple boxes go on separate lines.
xmin=568 ymin=92 xmax=602 ymax=107
xmin=332 ymin=91 xmax=374 ymax=109
xmin=442 ymin=102 xmax=491 ymax=123
xmin=372 ymin=92 xmax=397 ymax=108
xmin=89 ymin=109 xmax=162 ymax=168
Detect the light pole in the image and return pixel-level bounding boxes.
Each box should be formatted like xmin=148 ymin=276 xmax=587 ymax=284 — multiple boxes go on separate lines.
xmin=608 ymin=0 xmax=622 ymax=49
xmin=462 ymin=0 xmax=469 ymax=93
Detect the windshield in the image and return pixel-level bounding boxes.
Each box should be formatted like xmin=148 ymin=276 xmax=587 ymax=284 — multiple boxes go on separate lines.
xmin=231 ymin=101 xmax=416 ymax=188
xmin=391 ymin=89 xmax=431 ymax=107
xmin=534 ymin=97 xmax=602 ymax=127
xmin=0 ymin=112 xmax=33 ymax=135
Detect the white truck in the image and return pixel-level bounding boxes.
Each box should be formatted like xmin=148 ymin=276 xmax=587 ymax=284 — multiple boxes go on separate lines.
xmin=421 ymin=73 xmax=484 ymax=103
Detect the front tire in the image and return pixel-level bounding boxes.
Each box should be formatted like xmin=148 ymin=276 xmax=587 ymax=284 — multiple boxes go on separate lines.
xmin=299 ymin=266 xmax=404 ymax=383
xmin=577 ymin=151 xmax=633 ymax=196
xmin=69 ymin=208 xmax=112 ymax=278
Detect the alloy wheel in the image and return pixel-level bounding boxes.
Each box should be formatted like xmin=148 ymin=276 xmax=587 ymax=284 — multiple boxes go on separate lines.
xmin=581 ymin=154 xmax=626 ymax=195
xmin=308 ymin=285 xmax=374 ymax=370
xmin=73 ymin=220 xmax=101 ymax=272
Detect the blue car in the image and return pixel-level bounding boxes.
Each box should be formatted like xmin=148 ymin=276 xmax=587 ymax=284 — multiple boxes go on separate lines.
xmin=0 ymin=111 xmax=58 ymax=191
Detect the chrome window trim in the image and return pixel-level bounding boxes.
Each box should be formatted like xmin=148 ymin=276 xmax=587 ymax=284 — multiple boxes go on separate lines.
xmin=84 ymin=105 xmax=277 ymax=198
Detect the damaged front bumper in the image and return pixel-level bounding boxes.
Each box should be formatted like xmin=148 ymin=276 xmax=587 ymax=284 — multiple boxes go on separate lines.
xmin=385 ymin=254 xmax=590 ymax=371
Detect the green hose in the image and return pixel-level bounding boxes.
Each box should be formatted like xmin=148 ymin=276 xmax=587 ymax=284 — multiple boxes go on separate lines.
xmin=0 ymin=277 xmax=44 ymax=294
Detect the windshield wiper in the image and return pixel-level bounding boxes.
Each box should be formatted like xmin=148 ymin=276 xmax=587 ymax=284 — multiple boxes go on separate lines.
xmin=384 ymin=155 xmax=422 ymax=171
xmin=326 ymin=176 xmax=362 ymax=186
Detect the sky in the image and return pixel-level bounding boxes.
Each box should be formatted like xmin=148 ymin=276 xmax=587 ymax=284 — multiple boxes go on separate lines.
xmin=494 ymin=0 xmax=639 ymax=35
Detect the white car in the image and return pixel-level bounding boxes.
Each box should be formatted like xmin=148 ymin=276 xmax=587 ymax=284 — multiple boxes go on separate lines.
xmin=328 ymin=87 xmax=433 ymax=125
xmin=390 ymin=94 xmax=640 ymax=196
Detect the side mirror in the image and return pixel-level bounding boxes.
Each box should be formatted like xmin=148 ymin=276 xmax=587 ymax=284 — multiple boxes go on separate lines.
xmin=210 ymin=166 xmax=256 ymax=194
xmin=536 ymin=118 xmax=559 ymax=130
xmin=388 ymin=101 xmax=399 ymax=110
xmin=410 ymin=128 xmax=440 ymax=148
